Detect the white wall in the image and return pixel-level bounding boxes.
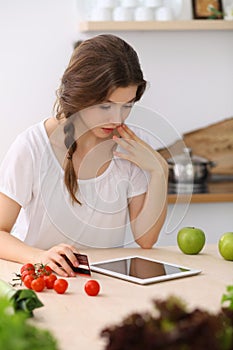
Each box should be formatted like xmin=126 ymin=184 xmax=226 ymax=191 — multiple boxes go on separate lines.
xmin=0 ymin=0 xmax=78 ymax=161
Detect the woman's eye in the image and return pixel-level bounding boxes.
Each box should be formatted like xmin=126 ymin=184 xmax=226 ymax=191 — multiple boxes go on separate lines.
xmin=123 ymin=103 xmax=134 ymax=109
xmin=100 ymin=104 xmax=111 ymax=110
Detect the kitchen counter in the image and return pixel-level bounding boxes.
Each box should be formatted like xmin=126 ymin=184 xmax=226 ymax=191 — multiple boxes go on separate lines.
xmin=0 ymin=245 xmax=232 ymax=350
xmin=168 ymin=180 xmax=233 ymax=203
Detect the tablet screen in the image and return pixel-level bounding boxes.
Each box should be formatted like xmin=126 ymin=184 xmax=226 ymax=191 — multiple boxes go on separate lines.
xmin=90 ymin=256 xmax=201 ymax=284
xmin=93 ymin=257 xmax=189 ymax=279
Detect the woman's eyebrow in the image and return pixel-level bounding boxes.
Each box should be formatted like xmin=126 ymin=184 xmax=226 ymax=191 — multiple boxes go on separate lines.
xmin=106 ymin=97 xmax=136 ymax=104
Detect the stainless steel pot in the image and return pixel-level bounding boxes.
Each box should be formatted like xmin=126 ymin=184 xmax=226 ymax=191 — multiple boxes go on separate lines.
xmin=167 ymin=147 xmax=216 ymax=185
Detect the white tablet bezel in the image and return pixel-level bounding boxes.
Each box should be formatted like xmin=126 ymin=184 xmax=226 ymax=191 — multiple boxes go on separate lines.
xmin=90 ymin=256 xmax=201 ymax=285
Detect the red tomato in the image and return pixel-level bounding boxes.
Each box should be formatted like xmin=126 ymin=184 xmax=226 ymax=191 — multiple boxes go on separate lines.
xmin=84 ymin=280 xmax=100 ymax=296
xmin=44 ymin=265 xmax=53 ymax=274
xmin=37 ymin=264 xmax=53 ymax=276
xmin=31 ymin=277 xmax=45 ymax=292
xmin=23 ymin=274 xmax=35 ymax=289
xmin=53 ymin=279 xmax=68 ymax=294
xmin=44 ymin=274 xmax=57 ymax=289
xmin=21 ymin=269 xmax=35 ymax=281
xmin=20 ymin=263 xmax=35 ymax=274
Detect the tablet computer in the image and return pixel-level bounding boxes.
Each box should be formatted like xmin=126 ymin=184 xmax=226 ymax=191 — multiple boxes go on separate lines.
xmin=90 ymin=256 xmax=201 ymax=285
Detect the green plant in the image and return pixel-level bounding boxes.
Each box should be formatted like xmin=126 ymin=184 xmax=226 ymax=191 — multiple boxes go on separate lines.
xmin=208 ymin=5 xmax=223 ymax=19
xmin=0 ymin=278 xmax=43 ymax=317
xmin=0 ymin=297 xmax=58 ymax=350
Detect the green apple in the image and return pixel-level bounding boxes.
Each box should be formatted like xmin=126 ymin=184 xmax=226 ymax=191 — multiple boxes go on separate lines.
xmin=218 ymin=232 xmax=233 ymax=261
xmin=177 ymin=227 xmax=206 ymax=255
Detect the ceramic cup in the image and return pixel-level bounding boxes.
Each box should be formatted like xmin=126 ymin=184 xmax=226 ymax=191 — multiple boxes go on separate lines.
xmin=113 ymin=6 xmax=135 ymax=21
xmin=134 ymin=7 xmax=154 ymax=21
xmin=92 ymin=7 xmax=112 ymax=21
xmin=120 ymin=0 xmax=138 ymax=8
xmin=145 ymin=0 xmax=163 ymax=7
xmin=155 ymin=6 xmax=173 ymax=20
xmin=97 ymin=0 xmax=117 ymax=8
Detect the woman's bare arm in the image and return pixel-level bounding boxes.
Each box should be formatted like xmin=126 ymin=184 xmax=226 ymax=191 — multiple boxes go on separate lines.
xmin=0 ymin=193 xmax=79 ymax=276
xmin=128 ymin=171 xmax=167 ymax=248
xmin=113 ymin=124 xmax=168 ymax=248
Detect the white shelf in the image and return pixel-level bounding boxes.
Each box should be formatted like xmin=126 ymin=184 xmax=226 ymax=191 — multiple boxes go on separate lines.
xmin=79 ymin=20 xmax=233 ymax=32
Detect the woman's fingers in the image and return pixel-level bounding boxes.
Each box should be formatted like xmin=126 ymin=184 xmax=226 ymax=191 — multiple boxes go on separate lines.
xmin=117 ymin=124 xmax=138 ymax=140
xmin=117 ymin=124 xmax=150 ymax=149
xmin=45 ymin=244 xmax=80 ymax=277
xmin=112 ymin=135 xmax=134 ymax=151
xmin=113 ymin=126 xmax=168 ymax=175
xmin=63 ymin=249 xmax=79 ymax=269
xmin=48 ymin=260 xmax=71 ymax=277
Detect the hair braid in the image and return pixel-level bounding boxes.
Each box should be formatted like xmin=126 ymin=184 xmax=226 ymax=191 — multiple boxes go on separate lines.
xmin=63 ymin=122 xmax=81 ymax=205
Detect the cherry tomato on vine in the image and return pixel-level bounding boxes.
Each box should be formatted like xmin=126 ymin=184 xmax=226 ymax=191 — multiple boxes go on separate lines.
xmin=21 ymin=269 xmax=35 ymax=282
xmin=23 ymin=274 xmax=35 ymax=289
xmin=20 ymin=263 xmax=35 ymax=274
xmin=53 ymin=279 xmax=68 ymax=294
xmin=37 ymin=264 xmax=53 ymax=276
xmin=44 ymin=265 xmax=53 ymax=274
xmin=84 ymin=280 xmax=100 ymax=296
xmin=44 ymin=274 xmax=57 ymax=289
xmin=31 ymin=277 xmax=45 ymax=292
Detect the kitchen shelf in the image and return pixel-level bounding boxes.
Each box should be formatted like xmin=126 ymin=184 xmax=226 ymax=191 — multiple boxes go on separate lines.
xmin=168 ymin=180 xmax=233 ymax=204
xmin=168 ymin=192 xmax=233 ymax=204
xmin=79 ymin=20 xmax=233 ymax=32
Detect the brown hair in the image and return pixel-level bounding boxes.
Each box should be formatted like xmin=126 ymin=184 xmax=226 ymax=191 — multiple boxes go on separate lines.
xmin=54 ymin=34 xmax=147 ymax=204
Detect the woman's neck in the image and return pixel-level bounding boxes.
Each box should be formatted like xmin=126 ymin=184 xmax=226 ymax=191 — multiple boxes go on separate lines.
xmin=45 ymin=117 xmax=116 ymax=179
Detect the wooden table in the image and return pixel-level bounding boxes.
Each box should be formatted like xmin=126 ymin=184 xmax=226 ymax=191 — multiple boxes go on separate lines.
xmin=0 ymin=245 xmax=232 ymax=350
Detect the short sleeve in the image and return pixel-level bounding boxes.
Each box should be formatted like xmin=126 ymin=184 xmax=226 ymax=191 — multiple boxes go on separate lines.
xmin=127 ymin=164 xmax=150 ymax=198
xmin=0 ymin=135 xmax=34 ymax=208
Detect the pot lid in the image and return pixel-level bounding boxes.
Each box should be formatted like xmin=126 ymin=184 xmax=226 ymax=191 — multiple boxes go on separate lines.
xmin=167 ymin=147 xmax=210 ymax=165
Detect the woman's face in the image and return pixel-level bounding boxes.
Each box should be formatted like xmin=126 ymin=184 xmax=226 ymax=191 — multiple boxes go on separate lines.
xmin=78 ymin=86 xmax=138 ymax=139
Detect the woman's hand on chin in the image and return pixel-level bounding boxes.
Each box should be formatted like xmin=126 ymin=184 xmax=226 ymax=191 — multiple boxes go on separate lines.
xmin=113 ymin=124 xmax=168 ymax=177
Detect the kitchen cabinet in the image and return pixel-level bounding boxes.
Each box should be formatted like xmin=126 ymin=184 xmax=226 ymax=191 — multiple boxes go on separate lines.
xmin=79 ymin=20 xmax=233 ymax=32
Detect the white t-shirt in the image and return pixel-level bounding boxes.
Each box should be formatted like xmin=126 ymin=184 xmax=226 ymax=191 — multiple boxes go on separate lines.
xmin=0 ymin=120 xmax=152 ymax=249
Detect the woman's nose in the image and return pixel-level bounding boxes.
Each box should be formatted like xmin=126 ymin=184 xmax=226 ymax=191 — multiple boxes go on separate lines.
xmin=108 ymin=109 xmax=123 ymax=124
xmin=108 ymin=106 xmax=130 ymax=124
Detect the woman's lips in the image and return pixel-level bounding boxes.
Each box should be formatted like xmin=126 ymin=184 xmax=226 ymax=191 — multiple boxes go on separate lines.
xmin=101 ymin=127 xmax=115 ymax=134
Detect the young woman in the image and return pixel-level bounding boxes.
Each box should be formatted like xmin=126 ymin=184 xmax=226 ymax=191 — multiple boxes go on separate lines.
xmin=0 ymin=34 xmax=168 ymax=276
